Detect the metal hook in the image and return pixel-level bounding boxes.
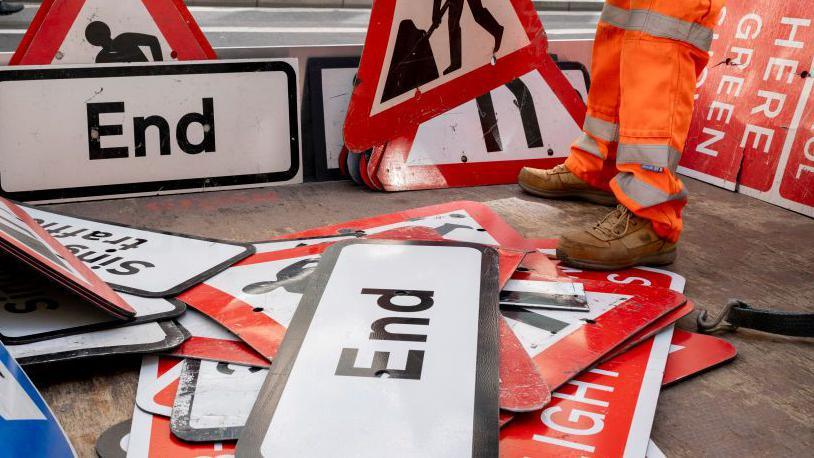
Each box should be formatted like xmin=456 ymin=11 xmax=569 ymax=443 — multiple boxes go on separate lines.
xmin=697 ymin=300 xmax=742 ymax=333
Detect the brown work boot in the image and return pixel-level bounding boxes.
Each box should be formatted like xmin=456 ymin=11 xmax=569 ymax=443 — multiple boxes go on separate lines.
xmin=518 ymin=164 xmax=618 ymax=206
xmin=557 ymin=205 xmax=677 ymax=270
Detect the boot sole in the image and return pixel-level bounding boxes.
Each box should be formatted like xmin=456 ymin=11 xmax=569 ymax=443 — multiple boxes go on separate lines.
xmin=556 ymin=248 xmax=677 ymax=271
xmin=519 ymin=182 xmax=618 ymax=207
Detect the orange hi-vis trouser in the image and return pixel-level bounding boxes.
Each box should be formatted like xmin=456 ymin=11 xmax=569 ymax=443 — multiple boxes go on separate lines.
xmin=564 ymin=0 xmax=724 ymax=242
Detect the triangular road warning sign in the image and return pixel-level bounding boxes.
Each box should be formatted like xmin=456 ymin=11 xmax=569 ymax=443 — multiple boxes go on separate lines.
xmin=344 ymin=0 xmax=548 ymax=152
xmin=372 ymin=57 xmax=586 ymax=191
xmin=11 ymin=0 xmax=215 ymax=65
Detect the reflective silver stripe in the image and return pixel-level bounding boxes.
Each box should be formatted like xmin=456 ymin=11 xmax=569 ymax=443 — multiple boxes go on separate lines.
xmin=600 ymin=4 xmax=714 ymax=51
xmin=584 ymin=116 xmax=619 ymax=142
xmin=617 ymin=144 xmax=682 ymax=172
xmin=573 ymin=133 xmax=604 ymax=159
xmin=615 ymin=173 xmax=688 ymax=208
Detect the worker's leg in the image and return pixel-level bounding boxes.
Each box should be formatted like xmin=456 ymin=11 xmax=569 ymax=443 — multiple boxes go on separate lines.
xmin=563 ymin=7 xmax=626 ymax=192
xmin=610 ymin=0 xmax=723 ymax=242
xmin=556 ymin=0 xmax=724 ymax=270
xmin=518 ymin=0 xmax=626 ymax=206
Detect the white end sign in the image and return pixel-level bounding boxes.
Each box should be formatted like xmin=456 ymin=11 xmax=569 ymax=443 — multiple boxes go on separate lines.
xmin=238 ymin=240 xmax=500 ymax=457
xmin=0 ymin=59 xmax=301 ymax=202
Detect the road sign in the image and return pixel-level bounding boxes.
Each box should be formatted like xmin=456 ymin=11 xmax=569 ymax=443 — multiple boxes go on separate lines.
xmin=0 ymin=59 xmax=301 ymax=203
xmin=501 ymin=279 xmax=588 ymax=312
xmin=24 ymin=206 xmax=253 ymax=297
xmin=181 ymin=232 xmax=431 ymax=360
xmin=172 ymin=359 xmax=268 ymax=442
xmin=663 ymin=329 xmax=737 ymax=386
xmin=238 ymin=240 xmax=501 ymax=457
xmin=170 ymin=309 xmax=269 ymax=368
xmin=600 ymin=300 xmax=695 ymax=364
xmin=188 ymin=229 xmax=546 ymax=414
xmin=373 ymin=62 xmax=585 ymax=191
xmin=344 ymin=0 xmax=550 ymax=151
xmin=558 ymin=60 xmax=590 ymax=102
xmin=7 ymin=321 xmax=187 ymax=366
xmin=502 ymin=280 xmax=686 ymax=391
xmin=136 ymin=356 xmax=183 ymax=417
xmin=529 ymin=239 xmax=687 ymax=293
xmin=500 ymin=328 xmax=674 ymax=457
xmin=680 ymin=0 xmax=814 ymax=217
xmin=128 ymin=405 xmax=235 ymax=458
xmin=0 ymin=197 xmax=134 ymax=319
xmin=272 ymin=200 xmax=528 ymax=250
xmin=500 ymin=315 xmax=551 ymax=413
xmin=0 ymin=259 xmax=184 ymax=343
xmin=0 ymin=341 xmax=76 ymax=457
xmin=11 ymin=0 xmax=215 ymax=65
xmin=306 ymin=56 xmax=361 ymax=181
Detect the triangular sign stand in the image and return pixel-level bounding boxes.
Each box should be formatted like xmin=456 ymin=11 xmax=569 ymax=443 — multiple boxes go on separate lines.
xmin=11 ymin=0 xmax=215 ymax=65
xmin=344 ymin=0 xmax=549 ymax=152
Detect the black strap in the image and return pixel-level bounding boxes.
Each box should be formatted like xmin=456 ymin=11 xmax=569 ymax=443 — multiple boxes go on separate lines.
xmin=698 ymin=300 xmax=814 ymax=337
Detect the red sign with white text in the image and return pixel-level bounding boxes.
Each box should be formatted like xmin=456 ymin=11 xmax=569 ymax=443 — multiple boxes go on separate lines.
xmin=681 ymin=1 xmax=814 ymax=217
xmin=501 ymin=328 xmax=673 ymax=457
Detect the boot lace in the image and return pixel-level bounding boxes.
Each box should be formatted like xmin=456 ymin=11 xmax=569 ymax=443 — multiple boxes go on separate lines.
xmin=592 ymin=205 xmax=635 ymax=239
xmin=549 ymin=163 xmax=569 ymax=174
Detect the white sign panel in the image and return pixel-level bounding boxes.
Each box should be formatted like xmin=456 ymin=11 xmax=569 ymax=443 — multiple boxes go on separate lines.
xmin=24 ymin=206 xmax=253 ymax=297
xmin=0 ymin=59 xmax=301 ymax=203
xmin=405 ymin=70 xmax=580 ymax=167
xmin=7 ymin=321 xmax=186 ymax=366
xmin=372 ymin=0 xmax=531 ymax=115
xmin=172 ymin=359 xmax=268 ymax=442
xmin=238 ymin=240 xmax=500 ymax=457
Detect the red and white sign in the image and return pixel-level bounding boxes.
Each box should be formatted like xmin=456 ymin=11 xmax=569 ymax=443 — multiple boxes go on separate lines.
xmin=601 ymin=300 xmax=695 ymax=364
xmin=373 ymin=62 xmax=585 ymax=191
xmin=12 ymin=0 xmax=214 ymax=65
xmin=500 ymin=328 xmax=674 ymax=457
xmin=500 ymin=315 xmax=551 ymax=413
xmin=127 ymin=405 xmax=235 ymax=458
xmin=136 ymin=356 xmax=182 ymax=417
xmin=0 ymin=197 xmax=134 ymax=320
xmin=182 ymin=229 xmax=549 ymax=413
xmin=502 ymin=280 xmax=686 ymax=391
xmin=663 ymin=329 xmax=737 ymax=386
xmin=680 ymin=1 xmax=814 ymax=217
xmin=344 ymin=0 xmax=550 ymax=151
xmin=169 ymin=310 xmax=269 ymax=368
xmin=272 ymin=201 xmax=529 ymax=251
xmin=178 ymin=243 xmax=324 ymax=360
xmin=526 ymin=239 xmax=687 ymax=293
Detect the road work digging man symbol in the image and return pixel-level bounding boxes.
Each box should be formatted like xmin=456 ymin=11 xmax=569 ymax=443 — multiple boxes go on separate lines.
xmin=85 ymin=21 xmax=164 ymax=63
xmin=382 ymin=0 xmax=504 ymax=102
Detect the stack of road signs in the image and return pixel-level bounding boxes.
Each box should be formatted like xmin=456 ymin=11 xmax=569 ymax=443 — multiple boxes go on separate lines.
xmin=88 ymin=200 xmax=733 ymax=457
xmin=680 ymin=0 xmax=814 ymax=218
xmin=339 ymin=0 xmax=587 ymax=191
xmin=0 ymin=199 xmax=738 ymax=457
xmin=0 ymin=0 xmax=743 ymax=455
xmin=0 ymin=205 xmax=254 ymax=367
xmin=0 ymin=0 xmax=302 ymax=204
